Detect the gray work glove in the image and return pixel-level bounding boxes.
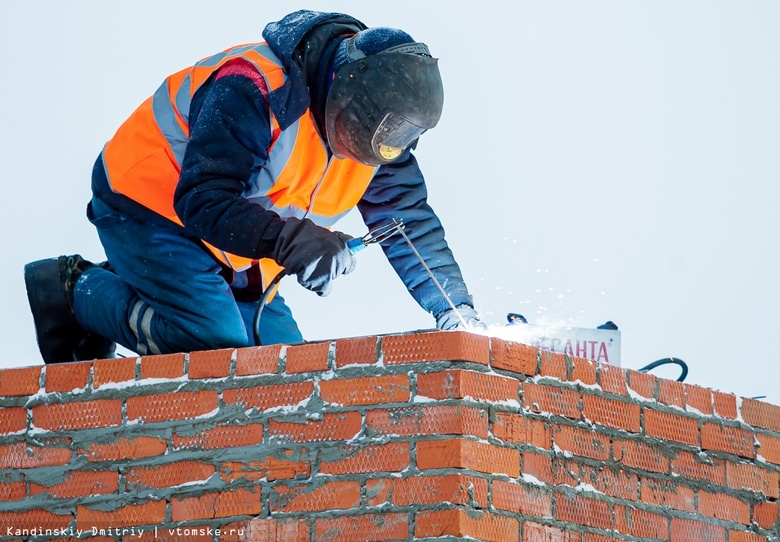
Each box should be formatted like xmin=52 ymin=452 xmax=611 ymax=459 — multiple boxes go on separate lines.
xmin=272 ymin=217 xmax=356 ymax=297
xmin=435 ymin=304 xmax=487 ymax=332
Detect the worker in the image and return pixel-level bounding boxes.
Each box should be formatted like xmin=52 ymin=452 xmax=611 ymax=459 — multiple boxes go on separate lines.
xmin=24 ymin=10 xmax=483 ymax=363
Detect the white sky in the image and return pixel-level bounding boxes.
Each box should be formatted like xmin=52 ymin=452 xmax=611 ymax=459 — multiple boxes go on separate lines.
xmin=1 ymin=1 xmax=778 ymax=404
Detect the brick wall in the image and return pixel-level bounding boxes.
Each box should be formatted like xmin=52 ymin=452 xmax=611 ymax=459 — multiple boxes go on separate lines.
xmin=0 ymin=330 xmax=778 ymax=541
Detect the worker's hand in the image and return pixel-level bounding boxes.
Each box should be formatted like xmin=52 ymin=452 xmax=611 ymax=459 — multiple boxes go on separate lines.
xmin=435 ymin=305 xmax=487 ymax=332
xmin=273 ymin=217 xmax=356 ymax=296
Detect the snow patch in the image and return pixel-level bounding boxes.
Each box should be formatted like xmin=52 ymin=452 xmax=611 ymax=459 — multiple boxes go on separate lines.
xmin=521 ymin=473 xmax=546 ymax=486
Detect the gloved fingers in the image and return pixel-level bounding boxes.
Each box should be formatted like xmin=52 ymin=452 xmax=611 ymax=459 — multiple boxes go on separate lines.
xmin=468 ymin=318 xmax=488 ymax=332
xmin=272 ymin=218 xmax=357 ymax=295
xmin=342 ymin=252 xmax=357 ymax=275
xmin=436 ymin=305 xmax=484 ymax=332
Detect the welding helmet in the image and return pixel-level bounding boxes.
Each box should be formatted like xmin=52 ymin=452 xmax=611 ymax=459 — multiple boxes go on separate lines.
xmin=325 ymin=34 xmax=444 ymax=166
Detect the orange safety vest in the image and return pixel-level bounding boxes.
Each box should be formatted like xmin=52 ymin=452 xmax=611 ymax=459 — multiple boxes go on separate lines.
xmin=103 ymin=42 xmax=377 ymax=291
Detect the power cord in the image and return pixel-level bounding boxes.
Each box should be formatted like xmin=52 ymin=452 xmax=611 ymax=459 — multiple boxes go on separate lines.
xmin=252 ymin=270 xmax=287 ymax=346
xmin=638 ymin=357 xmax=689 ymax=382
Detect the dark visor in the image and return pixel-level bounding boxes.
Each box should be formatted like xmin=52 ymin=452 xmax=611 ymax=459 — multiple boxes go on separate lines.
xmin=371 ymin=113 xmax=426 ymax=160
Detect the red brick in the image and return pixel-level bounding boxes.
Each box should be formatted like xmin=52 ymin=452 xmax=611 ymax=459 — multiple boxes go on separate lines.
xmin=613 ymin=439 xmax=670 ymax=473
xmin=522 ymin=451 xmax=579 ymax=487
xmin=236 ymin=344 xmax=280 ymax=376
xmin=223 ymin=381 xmax=314 ymax=411
xmin=580 ymin=531 xmax=621 ymax=542
xmin=570 ymin=356 xmax=597 ymax=385
xmin=334 ymin=336 xmax=378 ymax=367
xmin=0 ymin=481 xmax=26 ymax=501
xmin=0 ymin=366 xmax=41 ymax=396
xmin=173 ymin=423 xmax=263 ymax=450
xmin=493 ymin=480 xmax=553 ymax=518
xmin=79 ymin=436 xmax=167 ymax=462
xmin=614 ymin=505 xmax=669 ymax=541
xmin=269 ymin=411 xmax=361 ymax=443
xmin=581 ymin=465 xmax=639 ymax=500
xmin=417 ymin=438 xmax=520 ymax=477
xmin=670 ymin=517 xmax=725 ymax=542
xmin=45 ymin=361 xmax=91 ymax=392
xmin=684 ymin=383 xmax=713 ymax=415
xmin=753 ymin=501 xmax=778 ymax=530
xmin=32 ymin=399 xmax=122 ymax=431
xmin=415 ymin=509 xmax=519 ymax=542
xmin=319 ymin=442 xmax=409 ymax=475
xmin=598 ymin=363 xmax=628 ymax=395
xmin=319 ymin=374 xmax=410 ymax=406
xmin=627 ymin=370 xmax=656 ymax=399
xmin=713 ymin=391 xmax=738 ymax=419
xmin=698 ymin=490 xmax=750 ymax=524
xmin=726 ymin=461 xmax=779 ymax=498
xmin=556 ymin=493 xmax=613 ymax=530
xmin=0 ymin=509 xmax=70 ymax=531
xmin=583 ymin=530 xmax=620 ymax=542
xmin=140 ymin=352 xmax=185 ymax=379
xmin=523 ymin=382 xmax=581 ymax=419
xmin=126 ymin=390 xmax=217 ymax=423
xmin=383 ymin=330 xmax=490 ymax=365
xmin=658 ymin=378 xmax=685 ymax=408
xmin=367 ymin=473 xmax=488 ymax=507
xmin=366 ymin=405 xmax=488 ymax=438
xmin=671 ymin=450 xmax=725 ymax=485
xmin=285 ymin=341 xmax=330 ymax=374
xmin=0 ymin=407 xmax=27 ymax=435
xmin=225 ymin=517 xmax=309 ymax=542
xmin=553 ymin=425 xmax=610 ymax=460
xmin=77 ymin=500 xmax=166 ymax=530
xmin=271 ymin=480 xmax=360 ymax=512
xmin=416 ymin=370 xmax=519 ymax=403
xmin=701 ymin=423 xmax=755 ymax=458
xmin=757 ymin=432 xmax=780 ymax=465
xmin=314 ymin=513 xmax=407 ymax=542
xmin=30 ymin=470 xmax=118 ymax=499
xmin=490 ymin=338 xmax=538 ymax=375
xmin=93 ymin=356 xmax=136 ymax=388
xmin=640 ymin=478 xmax=695 ymax=512
xmin=582 ymin=394 xmax=640 ymax=432
xmin=729 ymin=531 xmax=768 ymax=542
xmin=188 ymin=348 xmax=232 ymax=379
xmin=127 ymin=461 xmax=215 ymax=489
xmin=523 ymin=522 xmax=582 ymax=542
xmin=171 ymin=487 xmax=260 ymax=521
xmin=540 ymin=350 xmax=568 ymax=380
xmin=644 ymin=408 xmax=699 ymax=446
xmin=741 ymin=398 xmax=780 ymax=433
xmin=221 ymin=457 xmax=310 ymax=482
xmin=492 ymin=411 xmax=551 ymax=449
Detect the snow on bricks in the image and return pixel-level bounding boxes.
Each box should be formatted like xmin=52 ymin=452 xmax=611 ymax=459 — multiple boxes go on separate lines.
xmin=0 ymin=330 xmax=777 ymax=541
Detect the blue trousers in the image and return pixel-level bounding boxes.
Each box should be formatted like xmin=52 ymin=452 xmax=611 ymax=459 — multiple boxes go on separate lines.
xmin=73 ymin=197 xmax=302 ymax=355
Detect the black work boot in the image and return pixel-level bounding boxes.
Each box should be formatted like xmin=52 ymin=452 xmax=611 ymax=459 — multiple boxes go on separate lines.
xmin=24 ymin=255 xmax=116 ymax=364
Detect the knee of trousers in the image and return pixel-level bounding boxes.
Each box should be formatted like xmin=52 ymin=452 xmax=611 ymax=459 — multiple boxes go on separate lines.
xmin=129 ymin=299 xmax=250 ymax=355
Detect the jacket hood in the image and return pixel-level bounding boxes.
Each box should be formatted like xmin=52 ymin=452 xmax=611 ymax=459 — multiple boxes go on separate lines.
xmin=262 ymin=10 xmax=366 ymax=130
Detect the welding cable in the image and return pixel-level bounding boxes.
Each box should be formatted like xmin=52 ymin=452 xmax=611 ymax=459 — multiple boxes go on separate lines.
xmin=252 ymin=269 xmax=288 ymax=346
xmin=638 ymin=357 xmax=689 ymax=382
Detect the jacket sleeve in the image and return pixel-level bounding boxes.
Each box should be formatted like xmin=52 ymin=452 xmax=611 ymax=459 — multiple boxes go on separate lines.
xmin=357 ymin=150 xmax=474 ymax=318
xmin=173 ymin=65 xmax=285 ymax=259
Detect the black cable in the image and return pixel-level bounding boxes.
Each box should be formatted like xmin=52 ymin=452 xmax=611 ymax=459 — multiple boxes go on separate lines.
xmin=252 ymin=270 xmax=287 ymax=346
xmin=638 ymin=357 xmax=689 ymax=382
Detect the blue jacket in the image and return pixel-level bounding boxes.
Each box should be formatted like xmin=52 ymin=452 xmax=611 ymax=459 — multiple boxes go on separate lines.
xmin=92 ymin=10 xmax=473 ymax=318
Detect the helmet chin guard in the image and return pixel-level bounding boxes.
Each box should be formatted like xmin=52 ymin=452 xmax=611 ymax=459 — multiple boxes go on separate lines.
xmin=325 ymin=43 xmax=444 ymax=166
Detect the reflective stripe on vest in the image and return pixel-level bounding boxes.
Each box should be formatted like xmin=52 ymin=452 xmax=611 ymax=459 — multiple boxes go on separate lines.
xmin=103 ymin=43 xmax=378 ymax=289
